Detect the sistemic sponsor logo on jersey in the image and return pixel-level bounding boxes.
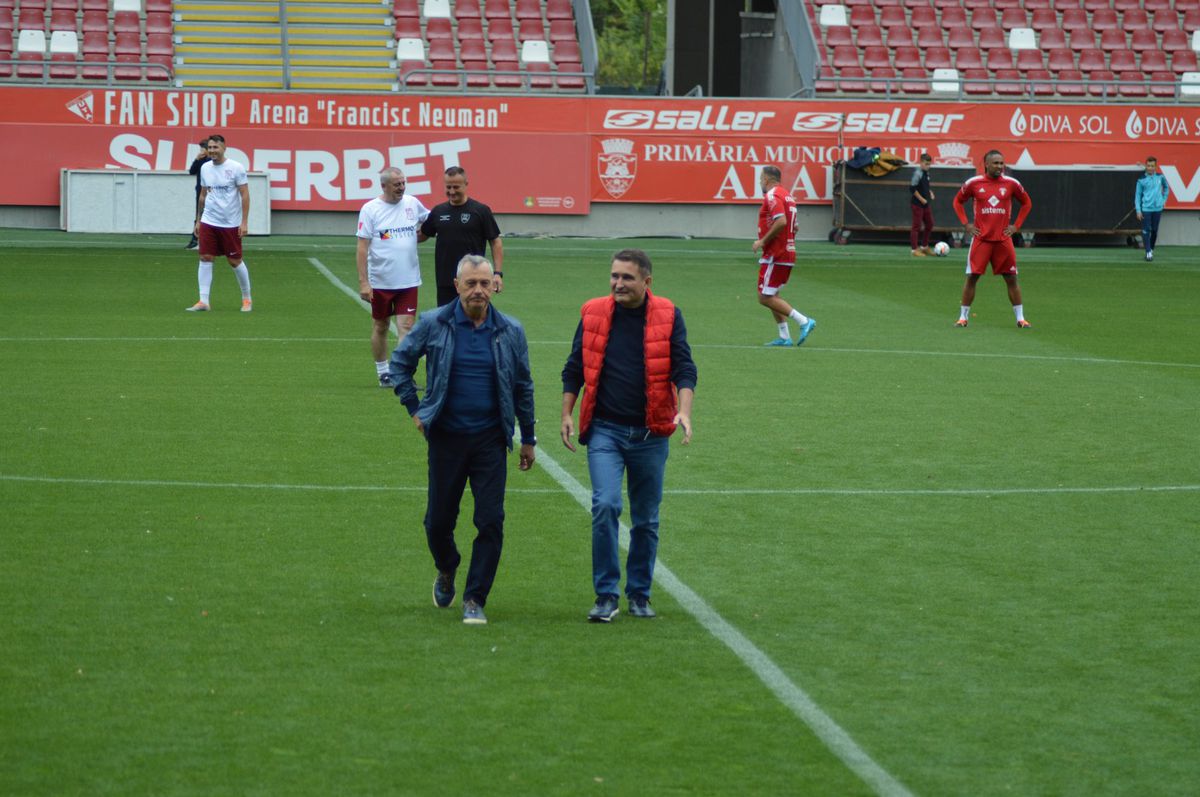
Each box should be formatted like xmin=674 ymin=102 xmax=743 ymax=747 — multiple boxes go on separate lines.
xmin=603 ymin=106 xmax=775 ymax=132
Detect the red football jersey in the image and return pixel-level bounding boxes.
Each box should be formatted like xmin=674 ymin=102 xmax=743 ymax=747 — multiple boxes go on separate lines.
xmin=953 ymin=173 xmax=1031 ymax=242
xmin=758 ymin=184 xmax=797 ymax=263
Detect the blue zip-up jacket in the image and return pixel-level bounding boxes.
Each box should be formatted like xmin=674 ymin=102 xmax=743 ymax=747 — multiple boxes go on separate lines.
xmin=1134 ymin=173 xmax=1168 ymax=213
xmin=389 ymin=298 xmax=536 ymax=449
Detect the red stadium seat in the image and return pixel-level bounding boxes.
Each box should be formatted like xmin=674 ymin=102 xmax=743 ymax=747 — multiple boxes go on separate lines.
xmin=1139 ymin=49 xmax=1168 ymax=71
xmin=824 ymin=25 xmax=852 ymax=47
xmin=457 ymin=18 xmax=483 ymax=39
xmin=1129 ymin=28 xmax=1158 ymax=52
xmin=1028 ymin=68 xmax=1056 ymax=95
xmin=837 ymin=65 xmax=868 ymax=91
xmin=49 ymin=0 xmax=78 ymax=8
xmin=1181 ymin=9 xmax=1200 ymax=30
xmin=868 ymin=65 xmax=896 ymax=92
xmin=1015 ymin=48 xmax=1044 ymax=70
xmin=555 ymin=65 xmax=584 ymax=90
xmin=986 ymin=46 xmax=1014 ymax=69
xmin=113 ymin=30 xmax=139 ymax=54
xmin=941 ymin=6 xmax=967 ymax=27
xmin=516 ymin=17 xmax=543 ymax=40
xmin=483 ymin=0 xmax=509 ymax=20
xmin=145 ymin=12 xmax=171 ymax=34
xmin=490 ymin=36 xmax=516 ymax=61
xmin=994 ymin=69 xmax=1023 ymax=94
xmin=1171 ymin=49 xmax=1198 ymax=73
xmin=491 ymin=59 xmax=520 ymax=87
xmin=462 ymin=58 xmax=489 ymax=86
xmin=1069 ymin=30 xmax=1097 ymax=51
xmin=1117 ymin=70 xmax=1147 ymax=95
xmin=547 ymin=18 xmax=574 ymax=41
xmin=428 ymin=37 xmax=455 ymax=60
xmin=994 ymin=0 xmax=1022 ymax=8
xmin=924 ymin=45 xmax=952 ymax=68
xmin=513 ymin=0 xmax=540 ymax=20
xmin=856 ymin=24 xmax=883 ymax=46
xmin=393 ymin=0 xmax=419 ymax=17
xmin=399 ymin=59 xmax=427 ymax=86
xmin=553 ymin=38 xmax=579 ymax=63
xmin=487 ymin=15 xmax=513 ymax=41
xmin=1038 ymin=27 xmax=1067 ymax=49
xmin=963 ymin=0 xmax=990 ymax=9
xmin=1086 ymin=68 xmax=1116 ymax=96
xmin=1121 ymin=9 xmax=1148 ymax=31
xmin=525 ymin=59 xmax=551 ymax=88
xmin=1160 ymin=29 xmax=1188 ymax=52
xmin=915 ymin=24 xmax=943 ymax=47
xmin=1000 ymin=7 xmax=1027 ymax=30
xmin=885 ymin=22 xmax=913 ymax=45
xmin=144 ymin=0 xmax=171 ymax=11
xmin=962 ymin=67 xmax=991 ymax=94
xmin=1029 ymin=8 xmax=1057 ymax=30
xmin=455 ymin=0 xmax=481 ymax=19
xmin=145 ymin=32 xmax=171 ymax=54
xmin=18 ymin=7 xmax=45 ymax=29
xmin=146 ymin=52 xmax=171 ymax=80
xmin=1025 ymin=0 xmax=1051 ymax=8
xmin=1082 ymin=0 xmax=1108 ymax=10
xmin=1109 ymin=48 xmax=1137 ymax=71
xmin=955 ymin=47 xmax=984 ymax=69
xmin=1150 ymin=10 xmax=1179 ymax=32
xmin=80 ymin=0 xmax=105 ymax=8
xmin=1090 ymin=9 xmax=1118 ymax=32
xmin=545 ymin=0 xmax=572 ymax=20
xmin=910 ymin=6 xmax=935 ymax=26
xmin=113 ymin=51 xmax=141 ymax=79
xmin=977 ymin=26 xmax=1005 ymax=49
xmin=1046 ymin=47 xmax=1075 ymax=70
xmin=80 ymin=28 xmax=105 ymax=53
xmin=48 ymin=9 xmax=75 ymax=31
xmin=112 ymin=11 xmax=138 ymax=33
xmin=1146 ymin=0 xmax=1176 ymax=9
xmin=849 ymin=5 xmax=875 ymax=26
xmin=970 ymin=9 xmax=998 ymax=29
xmin=1148 ymin=70 xmax=1176 ymax=96
xmin=430 ymin=59 xmax=459 ymax=86
xmin=458 ymin=36 xmax=485 ymax=60
xmin=1056 ymin=68 xmax=1086 ymax=95
xmin=947 ymin=26 xmax=975 ymax=48
xmin=862 ymin=45 xmax=890 ymax=68
xmin=1077 ymin=48 xmax=1105 ymax=71
xmin=18 ymin=49 xmax=46 ymax=77
xmin=1060 ymin=8 xmax=1088 ymax=32
xmin=1098 ymin=28 xmax=1127 ymax=50
xmin=893 ymin=45 xmax=922 ymax=68
xmin=393 ymin=16 xmax=419 ymax=37
xmin=426 ymin=17 xmax=452 ymax=39
xmin=831 ymin=44 xmax=859 ymax=68
xmin=1112 ymin=0 xmax=1139 ymax=10
xmin=904 ymin=0 xmax=930 ymax=8
xmin=878 ymin=5 xmax=906 ymax=27
xmin=900 ymin=67 xmax=930 ymax=93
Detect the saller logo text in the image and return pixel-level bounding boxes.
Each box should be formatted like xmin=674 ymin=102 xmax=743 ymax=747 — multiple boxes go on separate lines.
xmin=604 ymin=106 xmax=774 ymax=131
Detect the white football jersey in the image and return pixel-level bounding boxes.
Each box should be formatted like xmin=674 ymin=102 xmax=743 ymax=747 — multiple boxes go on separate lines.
xmin=199 ymin=159 xmax=248 ymax=228
xmin=356 ymin=195 xmax=430 ymax=289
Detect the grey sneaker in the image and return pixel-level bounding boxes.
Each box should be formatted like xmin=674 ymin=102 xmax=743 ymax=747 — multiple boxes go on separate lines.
xmin=432 ymin=570 xmax=456 ymax=608
xmin=462 ymin=599 xmax=487 ymax=625
xmin=628 ymin=596 xmax=657 ymax=618
xmin=378 ymin=372 xmax=394 ymax=389
xmin=587 ymin=595 xmax=619 ymax=623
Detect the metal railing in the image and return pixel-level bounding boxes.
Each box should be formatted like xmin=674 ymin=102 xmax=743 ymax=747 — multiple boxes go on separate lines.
xmin=0 ymin=57 xmax=174 ymax=84
xmin=802 ymin=73 xmax=1198 ymax=102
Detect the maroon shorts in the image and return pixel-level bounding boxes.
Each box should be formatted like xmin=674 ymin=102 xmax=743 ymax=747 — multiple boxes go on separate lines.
xmin=371 ymin=287 xmax=419 ymax=320
xmin=966 ymin=237 xmax=1017 ymax=275
xmin=198 ymin=222 xmax=242 ymax=261
xmin=757 ymin=257 xmax=794 ymax=295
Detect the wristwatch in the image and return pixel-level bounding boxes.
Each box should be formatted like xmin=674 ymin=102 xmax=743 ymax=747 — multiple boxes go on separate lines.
xmin=522 ymin=436 xmax=537 ymax=446
xmin=493 ymin=271 xmax=504 ymax=277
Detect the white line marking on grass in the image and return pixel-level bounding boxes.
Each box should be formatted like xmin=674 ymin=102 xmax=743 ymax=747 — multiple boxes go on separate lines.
xmin=307 ymin=256 xmax=915 ymax=797
xmin=667 ymin=484 xmax=1200 ymax=496
xmin=0 ymin=474 xmax=427 ymax=492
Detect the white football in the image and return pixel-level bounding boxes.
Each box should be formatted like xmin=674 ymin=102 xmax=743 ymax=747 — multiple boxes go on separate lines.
xmin=933 ymin=241 xmax=950 ymax=256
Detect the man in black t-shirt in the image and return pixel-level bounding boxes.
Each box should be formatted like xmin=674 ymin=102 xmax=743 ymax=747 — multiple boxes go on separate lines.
xmin=419 ymin=167 xmax=504 ymax=306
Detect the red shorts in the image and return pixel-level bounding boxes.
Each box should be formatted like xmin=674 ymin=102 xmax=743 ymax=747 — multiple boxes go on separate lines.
xmin=757 ymin=257 xmax=795 ymax=295
xmin=371 ymin=287 xmax=418 ymax=320
xmin=966 ymin=237 xmax=1018 ymax=275
xmin=198 ymin=222 xmax=242 ymax=261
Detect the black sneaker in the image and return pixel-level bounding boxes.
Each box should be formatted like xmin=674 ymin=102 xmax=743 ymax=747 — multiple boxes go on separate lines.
xmin=378 ymin=372 xmax=395 ymax=389
xmin=587 ymin=595 xmax=619 ymax=623
xmin=628 ymin=596 xmax=657 ymax=618
xmin=185 ymin=236 xmax=198 ymax=250
xmin=462 ymin=599 xmax=487 ymax=625
xmin=432 ymin=570 xmax=456 ymax=608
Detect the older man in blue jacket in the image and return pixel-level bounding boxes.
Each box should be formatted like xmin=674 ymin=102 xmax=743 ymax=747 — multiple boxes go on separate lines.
xmin=1135 ymin=156 xmax=1169 ymax=262
xmin=389 ymin=255 xmax=536 ymax=626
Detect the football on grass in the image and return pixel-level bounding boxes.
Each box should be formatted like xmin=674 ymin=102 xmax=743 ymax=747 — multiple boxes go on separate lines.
xmin=933 ymin=241 xmax=950 ymax=256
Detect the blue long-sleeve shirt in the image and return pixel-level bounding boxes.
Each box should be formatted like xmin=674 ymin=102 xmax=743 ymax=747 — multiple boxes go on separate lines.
xmin=1134 ymin=173 xmax=1168 ymax=213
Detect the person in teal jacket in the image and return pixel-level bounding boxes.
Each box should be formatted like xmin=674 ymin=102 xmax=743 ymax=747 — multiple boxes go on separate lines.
xmin=1134 ymin=156 xmax=1169 ymax=262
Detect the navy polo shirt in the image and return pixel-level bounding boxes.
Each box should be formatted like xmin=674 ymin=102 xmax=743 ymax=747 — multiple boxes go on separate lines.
xmin=438 ymin=303 xmax=500 ymax=435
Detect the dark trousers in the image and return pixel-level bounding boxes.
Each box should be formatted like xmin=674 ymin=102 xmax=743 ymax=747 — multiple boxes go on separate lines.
xmin=436 ymin=284 xmax=457 ymax=307
xmin=911 ymin=203 xmax=934 ymax=249
xmin=1141 ymin=210 xmax=1162 ymax=252
xmin=424 ymin=426 xmax=508 ymax=605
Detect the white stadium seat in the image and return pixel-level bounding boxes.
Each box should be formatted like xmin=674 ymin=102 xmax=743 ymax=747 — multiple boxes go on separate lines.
xmin=931 ymin=67 xmax=960 ymax=93
xmin=1009 ymin=27 xmax=1036 ymax=50
xmin=819 ymin=5 xmax=848 ymax=28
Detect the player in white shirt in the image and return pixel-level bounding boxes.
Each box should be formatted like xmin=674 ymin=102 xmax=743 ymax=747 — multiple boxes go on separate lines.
xmin=187 ymin=135 xmax=253 ymax=313
xmin=356 ymin=167 xmax=430 ymax=387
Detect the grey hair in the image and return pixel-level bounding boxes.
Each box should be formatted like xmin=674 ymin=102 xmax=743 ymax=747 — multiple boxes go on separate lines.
xmin=378 ymin=167 xmax=405 ymax=184
xmin=456 ymin=254 xmax=493 ymax=278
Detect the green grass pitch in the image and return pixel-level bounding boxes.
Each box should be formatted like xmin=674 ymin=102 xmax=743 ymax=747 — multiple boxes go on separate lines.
xmin=1 ymin=228 xmax=1197 ymax=795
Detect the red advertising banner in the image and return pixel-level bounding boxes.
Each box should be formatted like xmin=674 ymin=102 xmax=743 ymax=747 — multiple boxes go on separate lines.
xmin=4 ymin=87 xmax=1200 ymax=211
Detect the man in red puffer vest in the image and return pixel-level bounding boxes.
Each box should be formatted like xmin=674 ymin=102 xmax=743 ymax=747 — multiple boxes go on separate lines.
xmin=561 ymin=249 xmax=698 ymax=623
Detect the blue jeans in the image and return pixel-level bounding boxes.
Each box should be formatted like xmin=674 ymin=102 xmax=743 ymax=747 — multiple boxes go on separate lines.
xmin=586 ymin=419 xmax=670 ymax=600
xmin=1141 ymin=210 xmax=1162 ymax=253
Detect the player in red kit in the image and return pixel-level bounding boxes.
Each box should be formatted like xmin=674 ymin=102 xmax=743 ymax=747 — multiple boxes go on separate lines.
xmin=952 ymin=150 xmax=1033 ymax=329
xmin=752 ymin=166 xmax=816 ymax=346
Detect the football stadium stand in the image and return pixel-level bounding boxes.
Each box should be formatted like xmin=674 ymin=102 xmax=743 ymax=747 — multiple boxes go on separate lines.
xmin=0 ymin=0 xmax=594 ymax=91
xmin=807 ymin=0 xmax=1200 ymax=99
